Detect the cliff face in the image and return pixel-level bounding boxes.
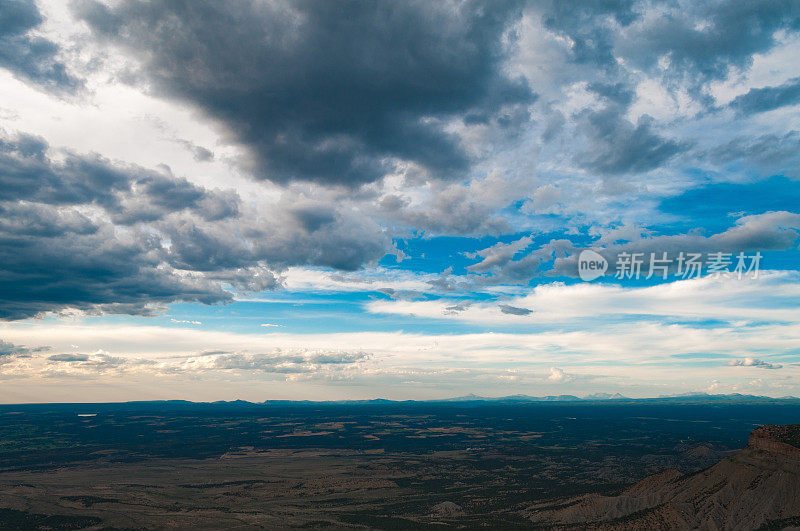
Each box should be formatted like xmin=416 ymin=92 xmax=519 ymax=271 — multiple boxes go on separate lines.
xmin=526 ymin=425 xmax=800 ymax=530
xmin=748 ymin=425 xmax=800 ymax=456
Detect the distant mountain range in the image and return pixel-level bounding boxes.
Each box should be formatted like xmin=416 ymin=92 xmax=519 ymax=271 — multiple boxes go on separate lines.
xmin=1 ymin=393 xmax=799 ymax=409
xmin=526 ymin=424 xmax=800 ymax=529
xmin=399 ymin=392 xmax=800 ymax=404
xmin=441 ymin=392 xmax=630 ymax=402
xmin=440 ymin=392 xmax=799 ymax=403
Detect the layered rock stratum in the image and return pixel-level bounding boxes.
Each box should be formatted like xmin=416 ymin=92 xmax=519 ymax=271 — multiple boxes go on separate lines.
xmin=527 ymin=425 xmax=800 ymax=530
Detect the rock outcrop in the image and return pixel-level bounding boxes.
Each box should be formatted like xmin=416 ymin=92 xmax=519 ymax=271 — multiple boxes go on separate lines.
xmin=526 ymin=425 xmax=800 ymax=530
xmin=430 ymin=501 xmax=466 ymax=517
xmin=748 ymin=424 xmax=800 ymax=456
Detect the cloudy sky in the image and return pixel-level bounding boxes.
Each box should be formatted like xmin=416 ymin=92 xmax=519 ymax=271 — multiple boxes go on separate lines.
xmin=1 ymin=0 xmax=799 ymax=403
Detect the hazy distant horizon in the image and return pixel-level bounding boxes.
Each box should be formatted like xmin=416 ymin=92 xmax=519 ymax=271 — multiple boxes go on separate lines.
xmin=2 ymin=390 xmax=799 ymax=406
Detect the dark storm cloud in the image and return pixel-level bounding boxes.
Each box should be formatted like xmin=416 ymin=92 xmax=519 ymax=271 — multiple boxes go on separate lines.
xmin=0 ymin=131 xmax=390 ymax=320
xmin=72 ymin=0 xmax=533 ymax=186
xmin=617 ymin=0 xmax=800 ymax=86
xmin=522 ymin=0 xmax=800 ymax=180
xmin=587 ymin=82 xmax=635 ymax=107
xmin=0 ymin=216 xmax=240 ymax=320
xmin=163 ymin=220 xmax=256 ymax=272
xmin=0 ymin=202 xmax=96 ymax=237
xmin=0 ymin=0 xmax=82 ymax=93
xmin=290 ymin=203 xmax=336 ymax=233
xmin=0 ymin=133 xmax=126 ymax=206
xmin=0 ymin=132 xmax=258 ymax=320
xmin=576 ymin=107 xmax=683 ymax=176
xmin=528 ymin=0 xmax=800 ymax=107
xmin=540 ymin=0 xmax=638 ymax=68
xmin=729 ymin=78 xmax=800 ymax=116
xmin=703 ymin=131 xmax=800 ymax=178
xmin=0 ymin=133 xmax=239 ymax=221
xmin=244 ymin=204 xmax=388 ymax=271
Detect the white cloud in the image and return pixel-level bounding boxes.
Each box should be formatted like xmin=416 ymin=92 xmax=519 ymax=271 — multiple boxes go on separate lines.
xmin=366 ymin=271 xmax=800 ymax=325
xmin=547 ymin=367 xmax=575 ymax=383
xmin=2 ymin=296 xmax=800 ymax=402
xmin=727 ymin=357 xmax=783 ymax=369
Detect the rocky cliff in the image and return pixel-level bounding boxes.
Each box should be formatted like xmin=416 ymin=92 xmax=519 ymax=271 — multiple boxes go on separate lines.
xmin=526 ymin=425 xmax=800 ymax=530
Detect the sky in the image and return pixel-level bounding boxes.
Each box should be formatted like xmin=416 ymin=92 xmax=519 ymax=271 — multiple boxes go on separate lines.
xmin=1 ymin=0 xmax=799 ymax=403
